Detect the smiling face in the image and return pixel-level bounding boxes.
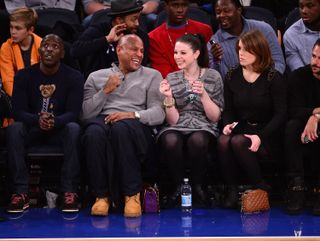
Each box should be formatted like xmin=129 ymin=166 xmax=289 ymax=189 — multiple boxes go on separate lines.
xmin=39 ymin=35 xmax=64 ymax=68
xmin=174 ymin=41 xmax=200 ymax=70
xmin=238 ymin=40 xmax=256 ymax=69
xmin=117 ymin=35 xmax=144 ymax=73
xmin=215 ymin=0 xmax=242 ymax=31
xmin=166 ymin=0 xmax=189 ymax=26
xmin=299 ymin=0 xmax=320 ymax=26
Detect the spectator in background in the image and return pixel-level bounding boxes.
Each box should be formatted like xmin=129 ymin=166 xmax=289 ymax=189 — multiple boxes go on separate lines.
xmin=158 ymin=33 xmax=223 ymax=207
xmin=71 ymin=0 xmax=149 ymax=77
xmin=4 ymin=0 xmax=77 ymax=13
xmin=81 ymin=34 xmax=164 ymax=217
xmin=208 ymin=0 xmax=285 ymax=79
xmin=0 ymin=7 xmax=42 ymax=127
xmin=82 ymin=0 xmax=160 ymax=29
xmin=148 ymin=0 xmax=212 ymax=78
xmin=6 ymin=34 xmax=84 ymax=213
xmin=0 ymin=7 xmax=41 ymax=97
xmin=285 ymin=38 xmax=320 ymax=216
xmin=217 ymin=30 xmax=286 ymax=209
xmin=283 ymin=0 xmax=320 ymax=72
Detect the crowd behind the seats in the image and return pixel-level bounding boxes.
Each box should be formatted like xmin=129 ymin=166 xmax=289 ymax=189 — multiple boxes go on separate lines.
xmin=0 ymin=0 xmax=320 ymax=218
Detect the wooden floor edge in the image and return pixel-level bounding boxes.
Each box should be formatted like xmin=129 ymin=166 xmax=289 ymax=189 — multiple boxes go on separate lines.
xmin=1 ymin=237 xmax=320 ymax=241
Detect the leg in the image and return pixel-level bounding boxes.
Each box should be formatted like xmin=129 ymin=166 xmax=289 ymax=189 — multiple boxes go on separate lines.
xmin=158 ymin=130 xmax=184 ymax=187
xmin=59 ymin=122 xmax=81 ymax=193
xmin=6 ymin=122 xmax=29 ymax=212
xmin=186 ymin=131 xmax=212 ymax=206
xmin=230 ymin=134 xmax=264 ymax=187
xmin=217 ymin=134 xmax=238 ymax=208
xmin=6 ymin=122 xmax=28 ymax=194
xmin=82 ymin=122 xmax=111 ymax=216
xmin=109 ymin=120 xmax=153 ymax=217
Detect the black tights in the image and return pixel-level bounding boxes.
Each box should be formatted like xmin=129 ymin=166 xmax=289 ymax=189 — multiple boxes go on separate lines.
xmin=159 ymin=130 xmax=212 ymax=187
xmin=217 ymin=134 xmax=266 ymax=186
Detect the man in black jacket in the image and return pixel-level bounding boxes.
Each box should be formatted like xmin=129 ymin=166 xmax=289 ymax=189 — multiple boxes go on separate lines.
xmin=71 ymin=0 xmax=149 ymax=77
xmin=285 ymin=38 xmax=320 ymax=216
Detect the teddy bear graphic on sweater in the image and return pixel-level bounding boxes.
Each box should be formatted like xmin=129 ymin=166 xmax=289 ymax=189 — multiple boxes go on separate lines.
xmin=39 ymin=84 xmax=56 ymax=113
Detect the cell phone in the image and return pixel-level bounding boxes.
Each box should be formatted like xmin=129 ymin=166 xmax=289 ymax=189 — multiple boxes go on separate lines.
xmin=209 ymin=39 xmax=217 ymax=45
xmin=231 ymin=122 xmax=238 ymax=128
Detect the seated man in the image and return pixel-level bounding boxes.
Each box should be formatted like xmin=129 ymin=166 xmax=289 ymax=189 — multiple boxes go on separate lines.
xmin=82 ymin=34 xmax=165 ymax=217
xmin=283 ymin=0 xmax=320 ymax=72
xmin=71 ymin=0 xmax=149 ymax=77
xmin=148 ymin=0 xmax=213 ymax=78
xmin=208 ymin=0 xmax=285 ymax=79
xmin=285 ymin=38 xmax=320 ymax=216
xmin=6 ymin=34 xmax=84 ymax=213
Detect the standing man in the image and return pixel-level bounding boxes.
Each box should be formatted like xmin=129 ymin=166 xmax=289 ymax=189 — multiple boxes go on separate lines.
xmin=82 ymin=34 xmax=165 ymax=217
xmin=283 ymin=0 xmax=320 ymax=72
xmin=148 ymin=0 xmax=213 ymax=78
xmin=6 ymin=34 xmax=84 ymax=213
xmin=71 ymin=0 xmax=149 ymax=77
xmin=285 ymin=38 xmax=320 ymax=215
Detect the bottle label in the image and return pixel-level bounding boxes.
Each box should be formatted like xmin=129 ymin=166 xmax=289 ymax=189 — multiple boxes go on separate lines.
xmin=181 ymin=194 xmax=192 ymax=207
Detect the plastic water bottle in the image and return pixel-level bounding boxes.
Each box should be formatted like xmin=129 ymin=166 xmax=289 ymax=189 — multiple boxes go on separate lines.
xmin=181 ymin=178 xmax=192 ymax=212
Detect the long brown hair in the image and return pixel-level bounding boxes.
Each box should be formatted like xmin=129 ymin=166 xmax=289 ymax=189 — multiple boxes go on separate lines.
xmin=236 ymin=30 xmax=273 ymax=73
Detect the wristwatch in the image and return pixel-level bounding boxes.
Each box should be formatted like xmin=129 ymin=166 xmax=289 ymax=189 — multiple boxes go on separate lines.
xmin=134 ymin=111 xmax=140 ymax=120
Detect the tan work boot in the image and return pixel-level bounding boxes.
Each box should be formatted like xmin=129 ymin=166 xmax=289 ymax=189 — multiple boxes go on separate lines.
xmin=124 ymin=193 xmax=142 ymax=217
xmin=91 ymin=197 xmax=110 ymax=216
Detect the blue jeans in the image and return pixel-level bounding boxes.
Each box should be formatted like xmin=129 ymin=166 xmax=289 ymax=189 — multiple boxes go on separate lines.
xmin=6 ymin=122 xmax=81 ymax=194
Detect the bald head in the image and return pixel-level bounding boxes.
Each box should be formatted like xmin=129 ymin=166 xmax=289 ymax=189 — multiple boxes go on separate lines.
xmin=116 ymin=34 xmax=144 ymax=74
xmin=41 ymin=34 xmax=64 ymax=50
xmin=117 ymin=34 xmax=143 ymax=48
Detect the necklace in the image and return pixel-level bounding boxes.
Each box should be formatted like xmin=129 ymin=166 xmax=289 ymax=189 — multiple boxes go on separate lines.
xmin=183 ymin=67 xmax=202 ymax=104
xmin=166 ymin=20 xmax=189 ymax=49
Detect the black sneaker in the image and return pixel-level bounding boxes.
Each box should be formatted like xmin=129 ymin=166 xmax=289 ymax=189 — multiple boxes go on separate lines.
xmin=7 ymin=194 xmax=29 ymax=213
xmin=61 ymin=192 xmax=79 ymax=213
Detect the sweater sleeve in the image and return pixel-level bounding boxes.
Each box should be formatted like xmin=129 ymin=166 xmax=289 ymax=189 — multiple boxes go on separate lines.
xmin=12 ymin=71 xmax=39 ymax=127
xmin=70 ymin=23 xmax=109 ymax=58
xmin=288 ymin=70 xmax=314 ymax=121
xmin=0 ymin=42 xmax=17 ymax=96
xmin=258 ymin=72 xmax=287 ymax=139
xmin=54 ymin=72 xmax=84 ymax=128
xmin=138 ymin=71 xmax=165 ymax=126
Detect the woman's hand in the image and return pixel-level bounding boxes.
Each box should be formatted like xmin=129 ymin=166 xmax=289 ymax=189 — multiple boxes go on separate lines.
xmin=222 ymin=122 xmax=238 ymax=135
xmin=244 ymin=134 xmax=261 ymax=152
xmin=159 ymin=79 xmax=173 ymax=98
xmin=192 ymin=80 xmax=205 ymax=96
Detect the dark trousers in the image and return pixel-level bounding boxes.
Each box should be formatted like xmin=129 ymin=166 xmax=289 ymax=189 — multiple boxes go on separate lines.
xmin=285 ymin=119 xmax=320 ymax=181
xmin=82 ymin=117 xmax=155 ymax=198
xmin=6 ymin=122 xmax=81 ymax=194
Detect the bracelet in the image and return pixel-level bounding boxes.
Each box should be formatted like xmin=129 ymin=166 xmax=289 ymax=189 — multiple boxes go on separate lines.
xmin=163 ymin=98 xmax=175 ymax=108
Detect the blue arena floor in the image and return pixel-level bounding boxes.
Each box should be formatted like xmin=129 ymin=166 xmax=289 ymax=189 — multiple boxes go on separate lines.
xmin=0 ymin=207 xmax=320 ymax=239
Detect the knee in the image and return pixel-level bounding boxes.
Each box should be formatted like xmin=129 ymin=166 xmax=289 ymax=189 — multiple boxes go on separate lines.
xmin=82 ymin=124 xmax=105 ymax=144
xmin=64 ymin=122 xmax=81 ymax=137
xmin=6 ymin=122 xmax=25 ymax=140
xmin=160 ymin=132 xmax=181 ymax=151
xmin=217 ymin=135 xmax=230 ymax=152
xmin=230 ymin=134 xmax=249 ymax=151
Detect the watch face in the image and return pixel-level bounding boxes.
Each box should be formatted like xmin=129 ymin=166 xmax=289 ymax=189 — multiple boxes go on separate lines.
xmin=135 ymin=112 xmax=140 ymax=119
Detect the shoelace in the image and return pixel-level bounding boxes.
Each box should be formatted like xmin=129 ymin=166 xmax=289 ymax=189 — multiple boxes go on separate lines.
xmin=11 ymin=194 xmax=25 ymax=204
xmin=64 ymin=193 xmax=77 ymax=204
